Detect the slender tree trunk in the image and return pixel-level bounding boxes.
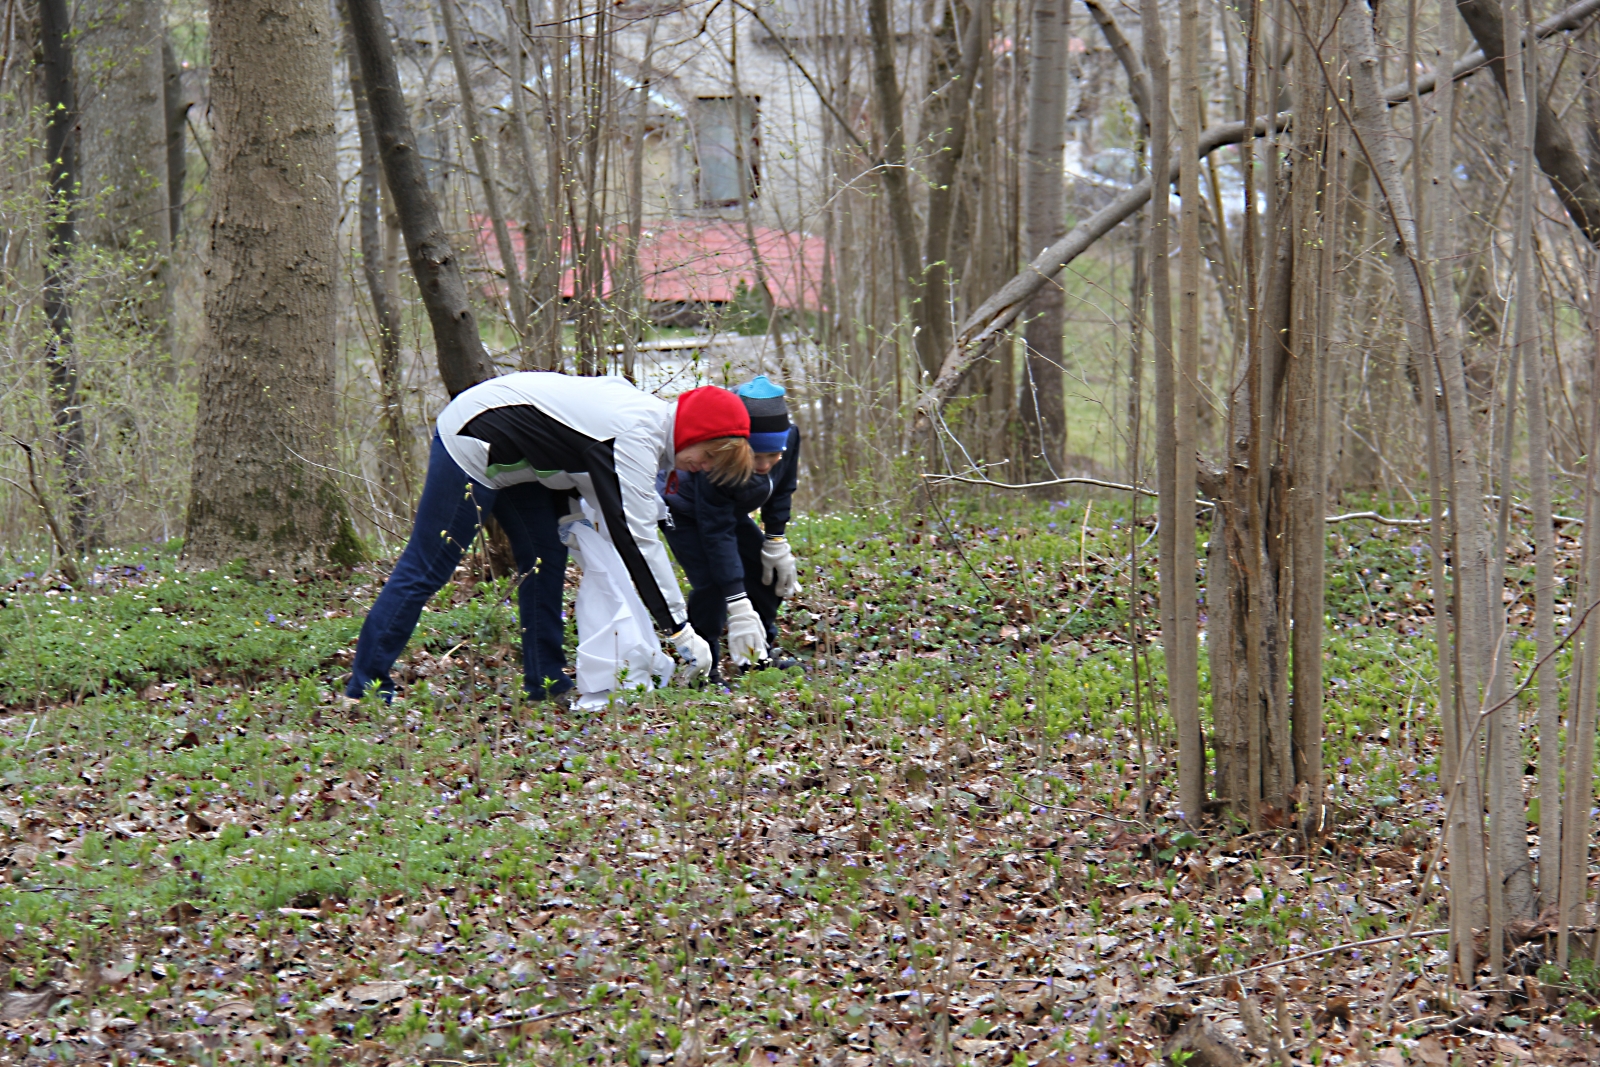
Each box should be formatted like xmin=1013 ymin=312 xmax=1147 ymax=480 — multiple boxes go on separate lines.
xmin=343 ymin=2 xmax=411 ymax=502
xmin=1021 ymin=0 xmax=1069 ymax=476
xmin=76 ymin=0 xmax=172 ymax=339
xmin=1344 ymin=0 xmax=1495 ymax=939
xmin=346 ymin=0 xmax=497 ymax=396
xmin=163 ymin=36 xmax=189 ymax=249
xmin=924 ymin=0 xmax=987 ymax=370
xmin=1286 ymin=0 xmax=1330 ymax=833
xmin=866 ymin=0 xmax=934 ymax=378
xmin=35 ymin=0 xmax=89 ymax=550
xmin=1173 ymin=0 xmax=1204 ymax=823
xmin=185 ymin=0 xmax=351 ymax=569
xmin=620 ymin=15 xmax=656 ymax=381
xmin=1143 ymin=0 xmax=1180 ymax=821
xmin=440 ymin=0 xmax=526 ymax=348
xmin=505 ymin=0 xmax=560 ymax=372
xmin=1428 ymin=0 xmax=1483 ymax=982
xmin=1504 ymin=0 xmax=1555 ymax=921
xmin=1558 ymin=249 xmax=1600 ymax=965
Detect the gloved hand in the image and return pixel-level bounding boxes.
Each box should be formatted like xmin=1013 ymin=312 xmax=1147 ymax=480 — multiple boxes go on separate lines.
xmin=557 ymin=510 xmax=592 ymax=567
xmin=556 ymin=510 xmax=593 ymax=549
xmin=671 ymin=623 xmax=714 ymax=678
xmin=725 ymin=595 xmax=769 ymax=665
xmin=761 ymin=536 xmax=801 ymax=598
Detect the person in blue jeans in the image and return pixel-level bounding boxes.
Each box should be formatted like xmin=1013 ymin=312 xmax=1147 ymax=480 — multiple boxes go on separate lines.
xmin=660 ymin=375 xmax=803 ymax=681
xmin=346 ymin=373 xmax=754 ymax=702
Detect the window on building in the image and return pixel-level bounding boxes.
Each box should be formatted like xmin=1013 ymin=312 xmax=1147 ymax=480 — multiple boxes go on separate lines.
xmin=692 ymin=96 xmax=759 ymax=208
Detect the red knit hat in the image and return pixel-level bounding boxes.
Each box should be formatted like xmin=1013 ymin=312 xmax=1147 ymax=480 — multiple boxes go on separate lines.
xmin=674 ymin=387 xmax=750 ymax=452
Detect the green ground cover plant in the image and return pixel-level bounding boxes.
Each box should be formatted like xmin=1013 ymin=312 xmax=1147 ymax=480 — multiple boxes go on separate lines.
xmin=0 ymin=501 xmax=1589 ymax=1065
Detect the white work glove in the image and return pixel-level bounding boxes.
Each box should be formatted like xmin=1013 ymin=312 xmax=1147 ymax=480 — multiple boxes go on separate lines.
xmin=557 ymin=509 xmax=592 ymax=548
xmin=670 ymin=623 xmax=714 ymax=679
xmin=761 ymin=536 xmax=801 ymax=598
xmin=725 ymin=595 xmax=769 ymax=666
xmin=556 ymin=509 xmax=592 ymax=566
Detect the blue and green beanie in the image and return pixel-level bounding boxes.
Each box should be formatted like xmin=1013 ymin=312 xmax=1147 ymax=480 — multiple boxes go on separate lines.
xmin=736 ymin=375 xmax=791 ymax=453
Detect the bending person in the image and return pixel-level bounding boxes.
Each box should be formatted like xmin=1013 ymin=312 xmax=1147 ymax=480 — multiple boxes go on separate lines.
xmin=660 ymin=376 xmax=802 ymax=681
xmin=346 ymin=373 xmax=753 ymax=701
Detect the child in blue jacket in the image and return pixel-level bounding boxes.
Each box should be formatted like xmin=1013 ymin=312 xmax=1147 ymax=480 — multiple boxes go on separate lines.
xmin=660 ymin=376 xmax=802 ymax=680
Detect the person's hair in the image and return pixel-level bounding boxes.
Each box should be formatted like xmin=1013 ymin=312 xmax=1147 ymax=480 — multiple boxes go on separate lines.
xmin=702 ymin=436 xmax=755 ymax=486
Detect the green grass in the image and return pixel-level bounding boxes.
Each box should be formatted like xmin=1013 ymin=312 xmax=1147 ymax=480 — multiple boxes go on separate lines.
xmin=0 ymin=501 xmax=1581 ymax=1062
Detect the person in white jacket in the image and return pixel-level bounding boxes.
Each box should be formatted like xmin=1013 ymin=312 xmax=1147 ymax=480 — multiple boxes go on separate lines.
xmin=345 ymin=373 xmax=753 ymax=702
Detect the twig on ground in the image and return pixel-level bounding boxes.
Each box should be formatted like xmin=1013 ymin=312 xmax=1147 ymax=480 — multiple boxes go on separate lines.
xmin=1174 ymin=928 xmax=1451 ymax=988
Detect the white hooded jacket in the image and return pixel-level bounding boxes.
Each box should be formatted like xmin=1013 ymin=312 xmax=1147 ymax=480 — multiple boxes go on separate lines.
xmin=435 ymin=372 xmax=685 ymax=632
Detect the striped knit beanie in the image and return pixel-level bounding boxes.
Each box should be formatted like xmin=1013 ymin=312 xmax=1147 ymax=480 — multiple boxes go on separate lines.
xmin=736 ymin=375 xmax=791 ymax=453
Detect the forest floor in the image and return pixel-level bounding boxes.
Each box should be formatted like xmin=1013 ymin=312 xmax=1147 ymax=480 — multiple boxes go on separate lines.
xmin=0 ymin=499 xmax=1595 ymax=1065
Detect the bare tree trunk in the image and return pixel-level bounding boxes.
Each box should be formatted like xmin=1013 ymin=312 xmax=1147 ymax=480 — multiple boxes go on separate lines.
xmin=163 ymin=36 xmax=189 ymax=249
xmin=866 ymin=0 xmax=934 ymax=378
xmin=1343 ymin=0 xmax=1494 ymax=939
xmin=1286 ymin=0 xmax=1330 ymax=834
xmin=1558 ymin=249 xmax=1600 ymax=965
xmin=619 ymin=15 xmax=657 ymax=382
xmin=1505 ymin=0 xmax=1547 ymax=922
xmin=343 ymin=2 xmax=411 ymax=501
xmin=924 ymin=0 xmax=987 ymax=371
xmin=440 ymin=0 xmax=526 ymax=350
xmin=1021 ymin=0 xmax=1068 ymax=477
xmin=1428 ymin=0 xmax=1484 ymax=982
xmin=1143 ymin=0 xmax=1180 ymax=817
xmin=1173 ymin=0 xmax=1204 ymax=823
xmin=185 ymin=0 xmax=351 ymax=569
xmin=76 ymin=0 xmax=173 ymax=346
xmin=504 ymin=0 xmax=560 ymax=371
xmin=346 ymin=0 xmax=497 ymax=396
xmin=35 ymin=0 xmax=90 ymax=550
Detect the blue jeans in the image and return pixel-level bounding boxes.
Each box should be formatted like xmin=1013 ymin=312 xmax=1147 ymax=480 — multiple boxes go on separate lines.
xmin=347 ymin=435 xmax=572 ymax=700
xmin=662 ymin=514 xmax=781 ymax=666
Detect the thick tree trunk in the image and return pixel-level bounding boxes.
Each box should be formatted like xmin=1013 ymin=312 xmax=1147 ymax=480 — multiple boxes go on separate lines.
xmin=1020 ymin=0 xmax=1068 ymax=476
xmin=343 ymin=3 xmax=411 ymax=502
xmin=35 ymin=0 xmax=90 ymax=549
xmin=76 ymin=0 xmax=172 ymax=340
xmin=184 ymin=0 xmax=351 ymax=570
xmin=346 ymin=0 xmax=497 ymax=396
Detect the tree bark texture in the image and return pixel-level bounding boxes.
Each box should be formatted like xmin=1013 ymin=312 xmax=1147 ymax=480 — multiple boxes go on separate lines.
xmin=866 ymin=0 xmax=936 ymax=379
xmin=505 ymin=0 xmax=561 ymax=371
xmin=76 ymin=0 xmax=172 ymax=344
xmin=1457 ymin=0 xmax=1600 ymax=248
xmin=184 ymin=0 xmax=350 ymax=570
xmin=35 ymin=0 xmax=90 ymax=549
xmin=163 ymin=36 xmax=189 ymax=248
xmin=921 ymin=0 xmax=987 ymax=372
xmin=346 ymin=0 xmax=497 ymax=396
xmin=440 ymin=0 xmax=526 ymax=346
xmin=1502 ymin=0 xmax=1542 ymax=923
xmin=1342 ymin=0 xmax=1493 ymax=933
xmin=343 ymin=2 xmax=411 ymax=502
xmin=1173 ymin=0 xmax=1204 ymax=823
xmin=1020 ymin=0 xmax=1068 ymax=477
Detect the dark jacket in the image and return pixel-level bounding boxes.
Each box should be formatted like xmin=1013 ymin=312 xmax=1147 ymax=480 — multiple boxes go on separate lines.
xmin=660 ymin=426 xmax=801 ymax=598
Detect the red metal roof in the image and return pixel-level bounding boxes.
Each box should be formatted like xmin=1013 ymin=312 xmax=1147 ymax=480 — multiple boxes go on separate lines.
xmin=474 ymin=217 xmax=827 ymax=310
